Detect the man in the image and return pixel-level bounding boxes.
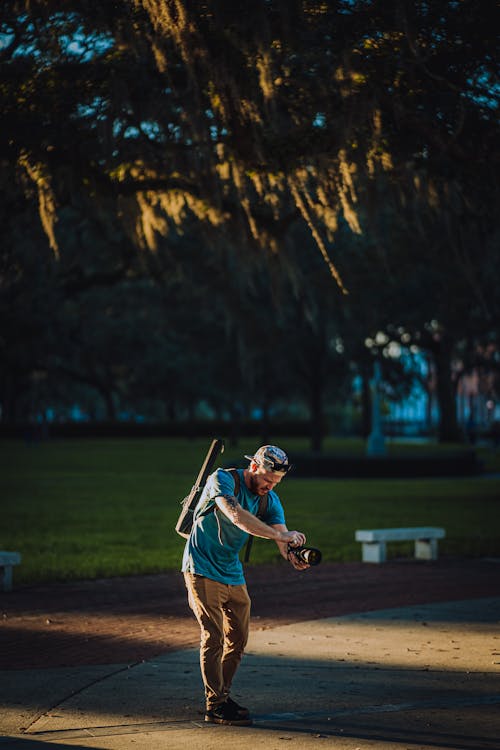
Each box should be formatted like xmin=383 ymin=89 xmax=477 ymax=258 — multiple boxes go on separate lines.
xmin=182 ymin=444 xmax=308 ymax=726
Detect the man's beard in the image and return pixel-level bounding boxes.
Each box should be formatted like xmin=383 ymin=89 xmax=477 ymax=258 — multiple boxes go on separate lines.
xmin=247 ymin=473 xmax=263 ymax=495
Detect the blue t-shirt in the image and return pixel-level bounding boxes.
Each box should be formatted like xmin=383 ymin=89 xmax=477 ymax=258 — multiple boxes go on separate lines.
xmin=181 ymin=468 xmax=286 ymax=585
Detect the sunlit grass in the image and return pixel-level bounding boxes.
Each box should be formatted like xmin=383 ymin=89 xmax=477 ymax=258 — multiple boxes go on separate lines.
xmin=0 ymin=437 xmax=498 ymax=585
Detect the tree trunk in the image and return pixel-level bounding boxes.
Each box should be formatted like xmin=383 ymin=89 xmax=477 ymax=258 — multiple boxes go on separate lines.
xmin=360 ymin=364 xmax=372 ymax=438
xmin=100 ymin=387 xmax=116 ymax=421
xmin=260 ymin=400 xmax=271 ymax=446
xmin=165 ymin=399 xmax=177 ymax=421
xmin=0 ymin=374 xmax=19 ymax=424
xmin=309 ymin=377 xmax=324 ymax=453
xmin=422 ymin=353 xmax=435 ymax=435
xmin=433 ymin=340 xmax=463 ymax=443
xmin=229 ymin=404 xmax=241 ymax=447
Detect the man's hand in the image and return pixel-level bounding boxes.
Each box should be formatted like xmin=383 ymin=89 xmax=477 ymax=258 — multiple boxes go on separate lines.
xmin=287 ymin=548 xmax=310 ymax=571
xmin=279 ymin=530 xmax=306 ymax=547
xmin=271 ymin=525 xmax=309 ymax=569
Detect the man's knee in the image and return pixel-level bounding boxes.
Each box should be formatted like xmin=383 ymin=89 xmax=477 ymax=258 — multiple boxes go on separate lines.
xmin=224 ymin=635 xmax=247 ymax=657
xmin=201 ymin=622 xmax=224 ymax=652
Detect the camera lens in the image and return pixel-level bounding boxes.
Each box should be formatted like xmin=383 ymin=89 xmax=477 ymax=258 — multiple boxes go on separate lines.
xmin=302 ymin=547 xmax=322 ymax=566
xmin=289 ymin=545 xmax=322 ymax=566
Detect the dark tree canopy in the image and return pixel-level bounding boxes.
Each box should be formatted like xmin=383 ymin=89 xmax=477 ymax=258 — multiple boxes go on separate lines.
xmin=2 ymin=0 xmax=498 ymax=291
xmin=1 ymin=1 xmax=499 ymax=443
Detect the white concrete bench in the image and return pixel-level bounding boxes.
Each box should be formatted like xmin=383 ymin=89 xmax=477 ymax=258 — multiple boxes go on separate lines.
xmin=0 ymin=551 xmax=22 ymax=591
xmin=355 ymin=527 xmax=446 ymax=563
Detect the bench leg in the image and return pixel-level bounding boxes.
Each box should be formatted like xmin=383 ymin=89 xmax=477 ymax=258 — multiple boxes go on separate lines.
xmin=362 ymin=541 xmax=386 ymax=563
xmin=1 ymin=565 xmax=13 ymax=592
xmin=415 ymin=538 xmax=438 ymax=560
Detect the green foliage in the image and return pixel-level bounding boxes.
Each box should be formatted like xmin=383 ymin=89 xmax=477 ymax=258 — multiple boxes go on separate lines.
xmin=1 ymin=438 xmax=498 ymax=585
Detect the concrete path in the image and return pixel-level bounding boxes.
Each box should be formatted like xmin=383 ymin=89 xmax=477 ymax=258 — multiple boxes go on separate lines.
xmin=2 ymin=596 xmax=499 ymax=750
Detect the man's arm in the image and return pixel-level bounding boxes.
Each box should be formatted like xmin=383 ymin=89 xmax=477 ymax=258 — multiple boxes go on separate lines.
xmin=215 ymin=495 xmax=306 ymax=547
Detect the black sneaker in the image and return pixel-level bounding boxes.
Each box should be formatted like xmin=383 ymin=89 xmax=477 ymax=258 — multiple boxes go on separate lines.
xmin=205 ymin=700 xmax=252 ymax=726
xmin=226 ymin=696 xmax=250 ymax=718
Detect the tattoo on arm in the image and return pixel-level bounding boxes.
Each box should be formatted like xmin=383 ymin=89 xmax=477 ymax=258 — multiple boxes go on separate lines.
xmin=216 ymin=494 xmax=240 ymax=522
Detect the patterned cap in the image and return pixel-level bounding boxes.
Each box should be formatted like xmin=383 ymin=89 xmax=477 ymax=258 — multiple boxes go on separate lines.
xmin=244 ymin=445 xmax=291 ymax=473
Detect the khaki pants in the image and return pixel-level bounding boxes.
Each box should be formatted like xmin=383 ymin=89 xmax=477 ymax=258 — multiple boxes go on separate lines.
xmin=184 ymin=572 xmax=251 ymax=710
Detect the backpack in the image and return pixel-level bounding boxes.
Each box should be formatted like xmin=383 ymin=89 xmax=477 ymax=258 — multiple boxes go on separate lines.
xmin=175 ymin=438 xmax=224 ymax=539
xmin=175 ymin=439 xmax=268 ymax=562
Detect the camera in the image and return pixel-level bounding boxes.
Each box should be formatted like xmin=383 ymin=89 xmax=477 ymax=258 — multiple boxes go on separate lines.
xmin=288 ymin=544 xmax=322 ymax=566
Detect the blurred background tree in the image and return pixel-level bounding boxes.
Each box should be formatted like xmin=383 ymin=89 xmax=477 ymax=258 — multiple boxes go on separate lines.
xmin=1 ymin=0 xmax=499 ymax=447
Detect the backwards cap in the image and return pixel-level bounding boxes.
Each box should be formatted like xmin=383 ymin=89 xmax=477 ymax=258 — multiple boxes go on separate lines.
xmin=244 ymin=445 xmax=291 ymax=473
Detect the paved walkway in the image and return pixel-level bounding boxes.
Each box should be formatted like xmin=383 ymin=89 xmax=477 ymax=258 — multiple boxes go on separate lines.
xmin=1 ymin=596 xmax=500 ymax=749
xmin=2 ymin=559 xmax=500 ymax=670
xmin=2 ymin=558 xmax=500 ymax=749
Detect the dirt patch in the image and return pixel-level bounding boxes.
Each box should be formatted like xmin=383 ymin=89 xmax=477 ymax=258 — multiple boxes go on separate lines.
xmin=1 ymin=558 xmax=499 ymax=670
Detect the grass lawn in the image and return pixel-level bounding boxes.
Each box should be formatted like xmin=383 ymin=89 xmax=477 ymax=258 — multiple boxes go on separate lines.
xmin=1 ymin=436 xmax=499 ymax=585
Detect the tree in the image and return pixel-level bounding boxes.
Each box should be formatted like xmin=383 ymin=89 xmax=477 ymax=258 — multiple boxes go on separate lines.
xmin=4 ymin=1 xmax=497 ymax=286
xmin=2 ymin=1 xmax=499 ymax=442
xmin=335 ymin=198 xmax=500 ymax=441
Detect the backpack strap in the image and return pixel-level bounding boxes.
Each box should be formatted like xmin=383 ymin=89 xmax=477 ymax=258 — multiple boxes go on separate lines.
xmin=227 ymin=469 xmax=268 ymax=519
xmin=256 ymin=489 xmax=269 ymax=520
xmin=227 ymin=468 xmax=240 ymax=497
xmin=226 ymin=469 xmax=269 ymax=563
